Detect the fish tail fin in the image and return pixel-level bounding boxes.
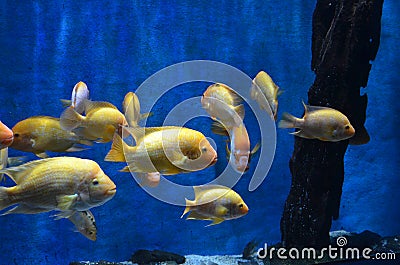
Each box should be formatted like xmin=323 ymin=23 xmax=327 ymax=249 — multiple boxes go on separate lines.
xmin=60 ymin=106 xmax=85 ymax=131
xmin=278 ymin=112 xmax=300 ymax=129
xmin=234 ymin=104 xmax=245 ymax=120
xmin=78 ymin=139 xmax=94 ymax=146
xmin=0 ymin=186 xmax=11 ymax=211
xmin=104 ymin=134 xmax=128 ymax=162
xmin=181 ymin=199 xmax=195 ymax=218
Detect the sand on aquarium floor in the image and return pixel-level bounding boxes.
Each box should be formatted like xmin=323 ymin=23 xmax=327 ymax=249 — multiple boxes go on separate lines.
xmin=73 ymin=255 xmax=263 ymax=265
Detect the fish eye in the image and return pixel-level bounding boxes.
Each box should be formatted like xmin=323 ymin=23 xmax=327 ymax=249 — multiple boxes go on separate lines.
xmin=92 ymin=179 xmax=99 ymax=186
xmin=239 ymin=203 xmax=244 ymax=208
xmin=345 ymin=125 xmax=350 ymax=130
xmin=201 ymin=147 xmax=207 ymax=152
xmin=14 ymin=133 xmax=19 ymax=137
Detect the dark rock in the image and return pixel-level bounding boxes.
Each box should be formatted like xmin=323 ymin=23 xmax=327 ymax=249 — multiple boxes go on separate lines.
xmin=131 ymin=249 xmax=186 ymax=265
xmin=372 ymin=235 xmax=400 ymax=255
xmin=330 ymin=230 xmax=382 ymax=249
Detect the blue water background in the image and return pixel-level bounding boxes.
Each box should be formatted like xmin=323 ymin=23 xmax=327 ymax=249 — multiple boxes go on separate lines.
xmin=0 ymin=1 xmax=398 ymax=264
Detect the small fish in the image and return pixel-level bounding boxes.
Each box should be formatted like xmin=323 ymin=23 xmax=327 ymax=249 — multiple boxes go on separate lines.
xmin=122 ymin=92 xmax=152 ymax=127
xmin=105 ymin=126 xmax=217 ymax=175
xmin=250 ymin=71 xmax=281 ymax=120
xmin=10 ymin=116 xmax=92 ymax=158
xmin=201 ymin=83 xmax=245 ymax=127
xmin=0 ymin=121 xmax=14 ymax=149
xmin=211 ymin=121 xmax=260 ymax=173
xmin=60 ymin=81 xmax=90 ymax=114
xmin=242 ymin=239 xmax=259 ymax=259
xmin=279 ymin=102 xmax=355 ymax=142
xmin=135 ymin=172 xmax=161 ymax=187
xmin=68 ymin=210 xmax=97 ymax=241
xmin=0 ymin=157 xmax=116 ymax=218
xmin=181 ymin=185 xmax=249 ymax=226
xmin=60 ymin=100 xmax=128 ymax=143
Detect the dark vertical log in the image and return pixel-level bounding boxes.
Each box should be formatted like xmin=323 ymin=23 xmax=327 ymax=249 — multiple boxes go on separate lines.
xmin=280 ymin=0 xmax=383 ymax=248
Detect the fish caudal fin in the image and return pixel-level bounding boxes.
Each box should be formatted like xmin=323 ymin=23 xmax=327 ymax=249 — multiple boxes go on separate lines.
xmin=278 ymin=113 xmax=300 ymax=129
xmin=60 ymin=106 xmax=85 ymax=131
xmin=0 ymin=186 xmax=11 ymax=211
xmin=104 ymin=134 xmax=127 ymax=162
xmin=181 ymin=198 xmax=195 ymax=218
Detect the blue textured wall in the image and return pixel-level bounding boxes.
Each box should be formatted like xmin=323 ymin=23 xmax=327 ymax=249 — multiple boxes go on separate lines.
xmin=0 ymin=1 xmax=398 ymax=264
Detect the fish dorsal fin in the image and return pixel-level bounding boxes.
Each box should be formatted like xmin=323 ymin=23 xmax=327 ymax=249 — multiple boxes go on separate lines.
xmin=193 ymin=185 xmax=229 ymax=198
xmin=84 ymin=99 xmax=118 ymax=113
xmin=218 ymin=83 xmax=243 ymax=106
xmin=302 ymin=101 xmax=331 ymax=114
xmin=31 ymin=115 xmax=60 ymax=122
xmin=0 ymin=158 xmax=52 ymax=184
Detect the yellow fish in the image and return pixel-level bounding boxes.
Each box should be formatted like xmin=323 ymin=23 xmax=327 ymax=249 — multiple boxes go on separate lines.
xmin=279 ymin=102 xmax=355 ymax=142
xmin=11 ymin=116 xmax=92 ymax=158
xmin=0 ymin=157 xmax=116 ymax=218
xmin=0 ymin=121 xmax=14 ymax=149
xmin=201 ymin=83 xmax=245 ymax=127
xmin=250 ymin=71 xmax=281 ymax=120
xmin=60 ymin=100 xmax=127 ymax=143
xmin=211 ymin=121 xmax=260 ymax=173
xmin=68 ymin=210 xmax=97 ymax=241
xmin=122 ymin=92 xmax=152 ymax=127
xmin=105 ymin=126 xmax=217 ymax=175
xmin=181 ymin=185 xmax=249 ymax=226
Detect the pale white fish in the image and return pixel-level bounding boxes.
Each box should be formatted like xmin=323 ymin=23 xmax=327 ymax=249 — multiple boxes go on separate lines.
xmin=68 ymin=210 xmax=97 ymax=241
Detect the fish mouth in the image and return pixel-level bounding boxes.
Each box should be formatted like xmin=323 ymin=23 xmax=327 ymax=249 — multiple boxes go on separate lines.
xmin=0 ymin=135 xmax=14 ymax=148
xmin=209 ymin=156 xmax=218 ymax=166
xmin=106 ymin=187 xmax=117 ymax=196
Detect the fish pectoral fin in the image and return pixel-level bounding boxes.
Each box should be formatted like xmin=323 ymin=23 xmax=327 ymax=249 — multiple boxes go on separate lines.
xmin=65 ymin=145 xmax=88 ymax=153
xmin=186 ymin=211 xmax=210 ymax=221
xmin=250 ymin=142 xmax=261 ymax=157
xmin=181 ymin=199 xmax=196 ymax=218
xmin=30 ymin=138 xmax=36 ymax=148
xmin=35 ymin=152 xmax=49 ymax=159
xmin=60 ymin=99 xmax=72 ymax=108
xmin=206 ymin=217 xmax=225 ymax=227
xmin=57 ymin=194 xmax=79 ymax=211
xmin=140 ymin=112 xmax=153 ymax=120
xmin=215 ymin=205 xmax=228 ymax=216
xmin=52 ymin=210 xmax=75 ymax=220
xmin=225 ymin=141 xmax=231 ymax=159
xmin=2 ymin=204 xmax=50 ymax=215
